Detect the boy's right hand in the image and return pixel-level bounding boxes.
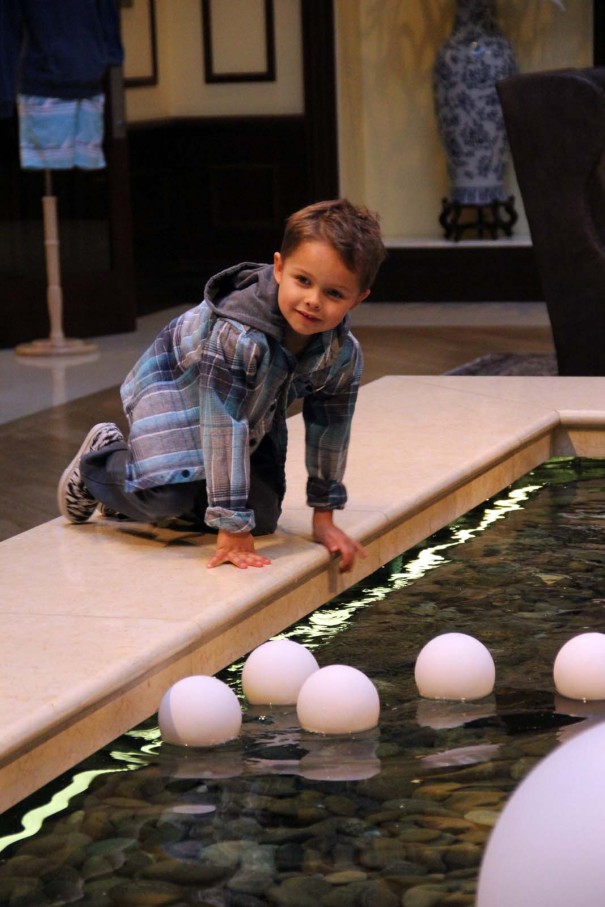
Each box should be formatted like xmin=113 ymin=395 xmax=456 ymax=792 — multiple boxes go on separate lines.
xmin=207 ymin=529 xmax=272 ymax=570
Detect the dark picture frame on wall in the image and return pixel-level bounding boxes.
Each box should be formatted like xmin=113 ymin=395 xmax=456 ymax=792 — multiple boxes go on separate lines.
xmin=121 ymin=0 xmax=158 ymax=88
xmin=201 ymin=0 xmax=275 ymax=83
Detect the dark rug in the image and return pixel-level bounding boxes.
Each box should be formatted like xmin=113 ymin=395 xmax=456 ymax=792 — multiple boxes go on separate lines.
xmin=446 ymin=352 xmax=558 ymax=376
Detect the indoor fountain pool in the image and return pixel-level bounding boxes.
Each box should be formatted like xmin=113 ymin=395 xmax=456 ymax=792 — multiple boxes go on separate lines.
xmin=2 ymin=457 xmax=605 ymax=906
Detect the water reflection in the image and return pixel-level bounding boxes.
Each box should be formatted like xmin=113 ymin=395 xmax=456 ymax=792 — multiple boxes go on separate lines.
xmin=416 ymin=697 xmax=497 ymax=730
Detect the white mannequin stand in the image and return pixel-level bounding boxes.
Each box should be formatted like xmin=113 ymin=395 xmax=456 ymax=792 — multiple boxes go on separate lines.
xmin=15 ymin=170 xmax=98 ymax=357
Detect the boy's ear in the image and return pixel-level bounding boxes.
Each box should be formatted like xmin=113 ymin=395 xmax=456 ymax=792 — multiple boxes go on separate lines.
xmin=353 ymin=289 xmax=371 ymax=307
xmin=273 ymin=252 xmax=283 ymax=284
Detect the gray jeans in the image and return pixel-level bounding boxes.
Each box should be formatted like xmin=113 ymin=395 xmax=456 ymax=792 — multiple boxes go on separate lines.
xmin=81 ymin=434 xmax=285 ymax=535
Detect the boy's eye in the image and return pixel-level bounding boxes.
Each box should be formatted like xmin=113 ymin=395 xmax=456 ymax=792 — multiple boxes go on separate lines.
xmin=296 ymin=275 xmax=311 ymax=286
xmin=327 ymin=289 xmax=344 ymax=300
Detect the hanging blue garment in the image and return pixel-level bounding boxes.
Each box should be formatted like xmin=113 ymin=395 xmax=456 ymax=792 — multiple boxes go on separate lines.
xmin=1 ymin=0 xmax=123 ymax=117
xmin=18 ymin=93 xmax=107 ymax=169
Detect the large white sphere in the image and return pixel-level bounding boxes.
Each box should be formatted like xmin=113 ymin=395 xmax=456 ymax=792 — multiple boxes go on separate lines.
xmin=553 ymin=632 xmax=605 ymax=700
xmin=477 ymin=720 xmax=605 ymax=907
xmin=296 ymin=664 xmax=380 ymax=734
xmin=414 ymin=632 xmax=495 ymax=701
xmin=159 ymin=675 xmax=242 ymax=747
xmin=242 ymin=639 xmax=319 ymax=705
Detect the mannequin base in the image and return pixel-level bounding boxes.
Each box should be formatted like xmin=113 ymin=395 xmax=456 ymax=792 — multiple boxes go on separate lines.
xmin=15 ymin=337 xmax=99 ymax=357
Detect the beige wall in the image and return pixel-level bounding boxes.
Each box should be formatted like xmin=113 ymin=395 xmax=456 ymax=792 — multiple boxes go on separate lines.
xmin=336 ymin=0 xmax=593 ymax=240
xmin=121 ymin=1 xmax=593 ymax=240
xmin=121 ymin=0 xmax=303 ymax=121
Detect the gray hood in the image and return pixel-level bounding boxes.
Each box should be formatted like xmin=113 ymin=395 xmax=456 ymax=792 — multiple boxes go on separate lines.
xmin=204 ymin=262 xmax=285 ymax=342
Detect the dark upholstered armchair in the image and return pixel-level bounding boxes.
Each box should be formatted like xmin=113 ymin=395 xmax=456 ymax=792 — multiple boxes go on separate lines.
xmin=497 ymin=68 xmax=605 ymax=376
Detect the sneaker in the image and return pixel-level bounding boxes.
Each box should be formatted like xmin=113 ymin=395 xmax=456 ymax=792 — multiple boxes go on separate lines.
xmin=58 ymin=422 xmax=124 ymax=523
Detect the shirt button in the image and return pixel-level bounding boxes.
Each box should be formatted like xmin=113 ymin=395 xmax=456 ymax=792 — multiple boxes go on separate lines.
xmin=181 ymin=469 xmax=191 ymax=478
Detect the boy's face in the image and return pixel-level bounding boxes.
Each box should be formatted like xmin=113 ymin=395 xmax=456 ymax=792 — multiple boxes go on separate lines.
xmin=273 ymin=240 xmax=369 ymax=346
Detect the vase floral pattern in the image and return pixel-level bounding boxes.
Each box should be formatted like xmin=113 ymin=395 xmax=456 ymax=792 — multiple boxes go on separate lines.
xmin=434 ymin=0 xmax=518 ymax=204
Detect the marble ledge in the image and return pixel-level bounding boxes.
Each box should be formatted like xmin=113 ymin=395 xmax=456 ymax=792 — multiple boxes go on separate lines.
xmin=402 ymin=375 xmax=605 ymax=412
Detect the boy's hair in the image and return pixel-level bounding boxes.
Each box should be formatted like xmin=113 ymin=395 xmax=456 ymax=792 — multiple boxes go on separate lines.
xmin=280 ymin=199 xmax=387 ymax=291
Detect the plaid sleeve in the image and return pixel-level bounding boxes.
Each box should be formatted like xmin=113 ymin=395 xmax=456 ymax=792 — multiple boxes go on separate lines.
xmin=303 ymin=336 xmax=364 ymax=511
xmin=198 ymin=321 xmax=265 ymax=533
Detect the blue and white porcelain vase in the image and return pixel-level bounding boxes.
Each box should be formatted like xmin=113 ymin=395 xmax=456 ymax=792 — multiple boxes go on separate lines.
xmin=433 ymin=0 xmax=518 ymax=205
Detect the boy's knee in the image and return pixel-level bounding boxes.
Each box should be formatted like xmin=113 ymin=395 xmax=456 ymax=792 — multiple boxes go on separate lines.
xmin=251 ymin=506 xmax=280 ymax=536
xmin=138 ymin=483 xmax=204 ymax=522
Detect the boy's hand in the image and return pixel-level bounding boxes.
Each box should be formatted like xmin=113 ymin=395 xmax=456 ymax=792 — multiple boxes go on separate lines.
xmin=207 ymin=530 xmax=272 ymax=569
xmin=312 ymin=510 xmax=367 ymax=574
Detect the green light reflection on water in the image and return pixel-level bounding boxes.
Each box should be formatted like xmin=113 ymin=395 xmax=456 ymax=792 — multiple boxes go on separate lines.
xmin=0 ymin=769 xmax=130 ymax=853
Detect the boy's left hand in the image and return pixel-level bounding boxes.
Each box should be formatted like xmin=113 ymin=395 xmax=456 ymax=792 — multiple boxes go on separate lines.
xmin=312 ymin=510 xmax=367 ymax=573
xmin=207 ymin=529 xmax=272 ymax=570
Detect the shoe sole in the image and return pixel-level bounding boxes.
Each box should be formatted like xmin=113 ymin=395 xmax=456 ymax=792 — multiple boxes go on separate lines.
xmin=57 ymin=423 xmax=113 ymax=522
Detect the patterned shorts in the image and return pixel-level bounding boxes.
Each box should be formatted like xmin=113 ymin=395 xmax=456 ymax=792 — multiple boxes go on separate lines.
xmin=17 ymin=93 xmax=106 ymax=170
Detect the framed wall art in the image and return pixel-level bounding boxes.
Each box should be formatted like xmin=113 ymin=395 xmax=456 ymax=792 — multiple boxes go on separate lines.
xmin=201 ymin=0 xmax=275 ymax=83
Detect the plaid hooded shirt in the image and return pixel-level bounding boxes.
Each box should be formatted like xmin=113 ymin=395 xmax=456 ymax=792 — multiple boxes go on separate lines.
xmin=121 ymin=263 xmax=363 ymax=534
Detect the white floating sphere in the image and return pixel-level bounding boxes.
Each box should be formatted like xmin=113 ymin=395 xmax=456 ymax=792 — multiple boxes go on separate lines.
xmin=296 ymin=664 xmax=380 ymax=734
xmin=553 ymin=632 xmax=605 ymax=701
xmin=414 ymin=632 xmax=495 ymax=701
xmin=242 ymin=639 xmax=319 ymax=705
xmin=477 ymin=720 xmax=605 ymax=907
xmin=159 ymin=675 xmax=242 ymax=747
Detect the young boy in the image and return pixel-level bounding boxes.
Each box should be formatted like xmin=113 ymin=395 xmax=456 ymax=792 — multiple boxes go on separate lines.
xmin=58 ymin=199 xmax=386 ymax=572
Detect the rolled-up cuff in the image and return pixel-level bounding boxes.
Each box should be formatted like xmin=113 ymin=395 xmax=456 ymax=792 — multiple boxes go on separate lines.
xmin=205 ymin=506 xmax=256 ymax=534
xmin=306 ymin=477 xmax=347 ymax=511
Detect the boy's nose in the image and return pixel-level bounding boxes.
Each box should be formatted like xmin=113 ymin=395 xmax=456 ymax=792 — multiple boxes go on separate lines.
xmin=304 ymin=288 xmax=321 ymax=309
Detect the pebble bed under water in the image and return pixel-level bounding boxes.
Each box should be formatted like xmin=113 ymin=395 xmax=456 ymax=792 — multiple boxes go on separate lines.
xmin=2 ymin=457 xmax=605 ymax=906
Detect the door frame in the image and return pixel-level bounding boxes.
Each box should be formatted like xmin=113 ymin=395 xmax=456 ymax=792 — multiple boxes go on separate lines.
xmin=302 ymin=0 xmax=339 ymax=200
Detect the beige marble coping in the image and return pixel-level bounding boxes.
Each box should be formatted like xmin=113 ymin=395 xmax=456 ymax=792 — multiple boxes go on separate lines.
xmin=2 ymin=375 xmax=605 ymax=813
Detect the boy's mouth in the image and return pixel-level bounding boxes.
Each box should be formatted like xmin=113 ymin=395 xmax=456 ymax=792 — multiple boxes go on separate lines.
xmin=296 ymin=309 xmax=321 ymax=323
